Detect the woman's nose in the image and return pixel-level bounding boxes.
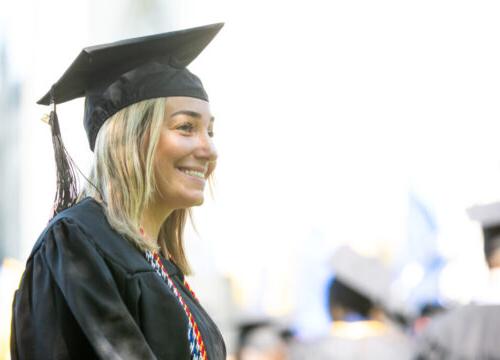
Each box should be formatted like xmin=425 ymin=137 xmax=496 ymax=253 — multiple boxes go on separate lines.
xmin=195 ymin=133 xmax=218 ymax=162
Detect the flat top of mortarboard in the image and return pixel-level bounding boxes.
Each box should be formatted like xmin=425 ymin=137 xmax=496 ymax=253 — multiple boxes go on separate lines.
xmin=37 ymin=22 xmax=224 ymax=106
xmin=330 ymin=246 xmax=393 ymax=305
xmin=467 ymin=201 xmax=500 ymax=228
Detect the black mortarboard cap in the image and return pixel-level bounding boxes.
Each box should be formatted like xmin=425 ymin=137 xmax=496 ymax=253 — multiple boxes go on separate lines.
xmin=467 ymin=201 xmax=500 ymax=262
xmin=39 ymin=22 xmax=223 ymax=150
xmin=39 ymin=23 xmax=223 ymax=216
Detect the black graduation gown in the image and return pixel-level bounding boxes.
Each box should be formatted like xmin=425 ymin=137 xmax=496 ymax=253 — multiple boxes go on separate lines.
xmin=414 ymin=304 xmax=500 ymax=360
xmin=10 ymin=197 xmax=226 ymax=360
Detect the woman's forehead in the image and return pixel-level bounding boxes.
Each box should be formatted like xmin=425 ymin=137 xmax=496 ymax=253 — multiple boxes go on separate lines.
xmin=165 ymin=96 xmax=212 ymax=118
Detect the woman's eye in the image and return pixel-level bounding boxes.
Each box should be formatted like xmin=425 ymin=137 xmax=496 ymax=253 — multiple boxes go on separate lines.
xmin=177 ymin=123 xmax=194 ymax=132
xmin=208 ymin=129 xmax=214 ymax=138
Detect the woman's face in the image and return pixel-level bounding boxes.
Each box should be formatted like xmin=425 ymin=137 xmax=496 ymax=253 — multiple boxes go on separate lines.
xmin=153 ymin=96 xmax=217 ymax=209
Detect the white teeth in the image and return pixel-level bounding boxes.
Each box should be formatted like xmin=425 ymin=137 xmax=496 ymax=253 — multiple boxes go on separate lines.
xmin=180 ymin=169 xmax=205 ymax=179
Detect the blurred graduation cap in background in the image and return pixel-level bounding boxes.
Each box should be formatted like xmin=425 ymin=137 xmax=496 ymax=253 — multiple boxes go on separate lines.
xmin=467 ymin=201 xmax=500 ymax=267
xmin=296 ymin=247 xmax=417 ymax=359
xmin=233 ymin=314 xmax=292 ymax=359
xmin=329 ymin=246 xmax=411 ymax=327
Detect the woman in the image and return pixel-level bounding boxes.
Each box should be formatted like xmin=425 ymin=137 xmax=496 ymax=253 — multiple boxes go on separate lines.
xmin=11 ymin=23 xmax=226 ymax=359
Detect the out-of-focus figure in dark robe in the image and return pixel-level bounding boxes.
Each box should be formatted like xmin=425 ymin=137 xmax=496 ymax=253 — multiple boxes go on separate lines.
xmin=414 ymin=201 xmax=500 ymax=360
xmin=290 ymin=247 xmax=414 ymax=360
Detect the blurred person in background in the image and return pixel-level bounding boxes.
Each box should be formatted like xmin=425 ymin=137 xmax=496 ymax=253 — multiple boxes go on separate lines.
xmin=0 ymin=258 xmax=23 ymax=360
xmin=414 ymin=201 xmax=500 ymax=359
xmin=290 ymin=247 xmax=414 ymax=360
xmin=10 ymin=23 xmax=227 ymax=359
xmin=233 ymin=319 xmax=291 ymax=360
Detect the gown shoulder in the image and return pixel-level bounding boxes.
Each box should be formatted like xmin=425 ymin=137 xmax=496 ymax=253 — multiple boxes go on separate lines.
xmin=12 ymin=202 xmax=158 ymax=359
xmin=29 ymin=197 xmax=151 ymax=275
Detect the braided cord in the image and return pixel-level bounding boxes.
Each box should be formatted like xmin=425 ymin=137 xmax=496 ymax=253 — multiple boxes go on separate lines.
xmin=145 ymin=250 xmax=207 ymax=360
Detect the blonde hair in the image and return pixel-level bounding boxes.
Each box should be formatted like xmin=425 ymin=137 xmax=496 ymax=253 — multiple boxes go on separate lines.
xmin=79 ymin=97 xmax=192 ymax=274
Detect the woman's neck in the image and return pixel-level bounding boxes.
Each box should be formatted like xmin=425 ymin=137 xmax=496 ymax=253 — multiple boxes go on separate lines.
xmin=141 ymin=201 xmax=173 ymax=247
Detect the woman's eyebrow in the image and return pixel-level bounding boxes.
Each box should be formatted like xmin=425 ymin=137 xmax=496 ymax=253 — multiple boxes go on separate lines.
xmin=170 ymin=110 xmax=215 ymax=122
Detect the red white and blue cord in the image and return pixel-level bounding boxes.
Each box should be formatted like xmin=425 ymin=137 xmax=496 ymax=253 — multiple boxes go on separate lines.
xmin=144 ymin=250 xmax=207 ymax=360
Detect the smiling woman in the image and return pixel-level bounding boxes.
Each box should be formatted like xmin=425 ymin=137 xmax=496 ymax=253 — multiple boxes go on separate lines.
xmin=11 ymin=24 xmax=226 ymax=360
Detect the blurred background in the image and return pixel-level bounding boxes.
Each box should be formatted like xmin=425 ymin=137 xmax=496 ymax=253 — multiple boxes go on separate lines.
xmin=1 ymin=0 xmax=500 ymax=358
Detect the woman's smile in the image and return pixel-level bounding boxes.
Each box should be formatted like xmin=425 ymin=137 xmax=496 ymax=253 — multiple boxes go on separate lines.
xmin=176 ymin=166 xmax=208 ymax=183
xmin=177 ymin=165 xmax=207 ymax=178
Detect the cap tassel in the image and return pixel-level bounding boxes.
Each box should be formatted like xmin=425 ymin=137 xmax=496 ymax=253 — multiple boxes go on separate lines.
xmin=48 ymin=94 xmax=78 ymax=217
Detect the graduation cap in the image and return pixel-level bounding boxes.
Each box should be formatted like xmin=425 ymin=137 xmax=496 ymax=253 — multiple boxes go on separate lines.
xmin=329 ymin=247 xmax=411 ymax=326
xmin=467 ymin=201 xmax=500 ymax=264
xmin=330 ymin=247 xmax=393 ymax=308
xmin=38 ymin=23 xmax=223 ymax=216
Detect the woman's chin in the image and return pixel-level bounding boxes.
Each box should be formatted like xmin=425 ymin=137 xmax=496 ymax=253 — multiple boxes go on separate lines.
xmin=156 ymin=187 xmax=206 ymax=209
xmin=176 ymin=193 xmax=205 ymax=208
xmin=187 ymin=197 xmax=204 ymax=207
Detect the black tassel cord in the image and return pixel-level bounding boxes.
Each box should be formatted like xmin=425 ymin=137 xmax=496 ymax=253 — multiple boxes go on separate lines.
xmin=48 ymin=105 xmax=79 ymax=217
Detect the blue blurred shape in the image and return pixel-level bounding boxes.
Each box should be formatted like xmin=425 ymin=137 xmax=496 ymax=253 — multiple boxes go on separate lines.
xmin=396 ymin=192 xmax=445 ymax=313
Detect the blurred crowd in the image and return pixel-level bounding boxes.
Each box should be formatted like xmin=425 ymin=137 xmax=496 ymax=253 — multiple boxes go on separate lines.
xmin=228 ymin=199 xmax=500 ymax=360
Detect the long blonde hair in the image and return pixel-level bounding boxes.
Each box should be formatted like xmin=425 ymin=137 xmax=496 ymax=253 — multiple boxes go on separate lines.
xmin=79 ymin=97 xmax=192 ymax=274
